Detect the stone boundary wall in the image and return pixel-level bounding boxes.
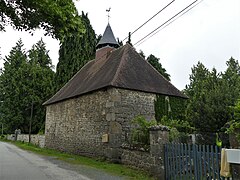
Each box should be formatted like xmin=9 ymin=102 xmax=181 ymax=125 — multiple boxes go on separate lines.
xmin=121 ymin=148 xmax=157 ymax=173
xmin=7 ymin=126 xmax=168 ymax=179
xmin=7 ymin=134 xmax=45 ymax=148
xmin=120 ymin=125 xmax=169 ymax=179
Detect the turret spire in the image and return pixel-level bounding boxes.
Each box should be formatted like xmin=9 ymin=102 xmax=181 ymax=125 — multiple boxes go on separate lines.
xmin=96 ymin=23 xmax=119 ymax=50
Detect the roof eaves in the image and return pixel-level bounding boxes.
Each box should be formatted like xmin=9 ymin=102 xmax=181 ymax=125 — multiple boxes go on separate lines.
xmin=43 ymin=59 xmax=96 ymax=106
xmin=43 ymin=84 xmax=114 ymax=106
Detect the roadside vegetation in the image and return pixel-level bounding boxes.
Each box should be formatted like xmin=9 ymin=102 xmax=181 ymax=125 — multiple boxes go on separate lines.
xmin=0 ymin=138 xmax=154 ymax=180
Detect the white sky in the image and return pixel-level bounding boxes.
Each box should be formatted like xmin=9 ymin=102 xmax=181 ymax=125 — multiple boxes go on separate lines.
xmin=0 ymin=0 xmax=239 ymax=90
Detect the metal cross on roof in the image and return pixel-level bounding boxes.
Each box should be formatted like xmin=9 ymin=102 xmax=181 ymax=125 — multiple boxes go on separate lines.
xmin=106 ymin=7 xmax=111 ymax=23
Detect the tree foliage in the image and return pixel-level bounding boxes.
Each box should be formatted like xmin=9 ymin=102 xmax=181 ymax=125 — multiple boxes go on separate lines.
xmin=147 ymin=54 xmax=171 ymax=81
xmin=139 ymin=50 xmax=145 ymax=59
xmin=138 ymin=51 xmax=171 ymax=81
xmin=0 ymin=0 xmax=84 ymax=40
xmin=221 ymin=57 xmax=240 ymax=104
xmin=138 ymin=52 xmax=186 ymax=124
xmin=0 ymin=39 xmax=55 ymax=133
xmin=233 ymin=99 xmax=240 ymax=121
xmin=155 ymin=95 xmax=187 ymax=122
xmin=185 ymin=58 xmax=240 ymax=132
xmin=55 ymin=12 xmax=96 ymax=90
xmin=226 ymin=99 xmax=240 ymax=142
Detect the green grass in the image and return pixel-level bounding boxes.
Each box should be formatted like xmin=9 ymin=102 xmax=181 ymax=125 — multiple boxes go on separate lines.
xmin=0 ymin=138 xmax=154 ymax=180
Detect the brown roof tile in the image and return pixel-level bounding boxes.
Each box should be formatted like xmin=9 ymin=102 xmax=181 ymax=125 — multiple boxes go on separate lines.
xmin=44 ymin=44 xmax=187 ymax=105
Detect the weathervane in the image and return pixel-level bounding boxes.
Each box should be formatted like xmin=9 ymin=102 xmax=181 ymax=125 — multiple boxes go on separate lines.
xmin=106 ymin=7 xmax=111 ymax=23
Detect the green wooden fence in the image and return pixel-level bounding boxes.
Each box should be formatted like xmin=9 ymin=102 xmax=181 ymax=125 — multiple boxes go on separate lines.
xmin=164 ymin=143 xmax=225 ymax=180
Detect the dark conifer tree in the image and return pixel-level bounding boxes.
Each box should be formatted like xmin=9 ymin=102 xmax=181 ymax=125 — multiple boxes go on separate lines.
xmin=0 ymin=39 xmax=27 ymax=132
xmin=0 ymin=39 xmax=55 ymax=133
xmin=55 ymin=12 xmax=96 ymax=90
xmin=185 ymin=58 xmax=240 ymax=132
xmin=147 ymin=54 xmax=170 ymax=81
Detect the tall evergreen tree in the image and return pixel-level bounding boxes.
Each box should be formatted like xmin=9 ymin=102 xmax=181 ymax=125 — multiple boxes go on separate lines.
xmin=27 ymin=41 xmax=55 ymax=133
xmin=185 ymin=58 xmax=240 ymax=132
xmin=55 ymin=12 xmax=96 ymax=90
xmin=0 ymin=39 xmax=55 ymax=133
xmin=28 ymin=39 xmax=53 ymax=68
xmin=0 ymin=39 xmax=27 ymax=133
xmin=221 ymin=57 xmax=240 ymax=104
xmin=185 ymin=62 xmax=222 ymax=132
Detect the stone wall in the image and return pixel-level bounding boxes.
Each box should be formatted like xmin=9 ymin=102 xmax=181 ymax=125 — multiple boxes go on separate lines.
xmin=121 ymin=149 xmax=156 ymax=171
xmin=120 ymin=126 xmax=169 ymax=179
xmin=7 ymin=134 xmax=45 ymax=148
xmin=45 ymin=87 xmax=156 ymax=158
xmin=190 ymin=132 xmax=230 ymax=147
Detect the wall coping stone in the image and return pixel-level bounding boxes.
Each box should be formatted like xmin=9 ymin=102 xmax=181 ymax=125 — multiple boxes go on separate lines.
xmin=121 ymin=143 xmax=149 ymax=152
xmin=149 ymin=125 xmax=169 ymax=131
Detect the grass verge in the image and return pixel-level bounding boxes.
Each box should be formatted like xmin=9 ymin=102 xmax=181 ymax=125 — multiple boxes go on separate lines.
xmin=0 ymin=138 xmax=153 ymax=180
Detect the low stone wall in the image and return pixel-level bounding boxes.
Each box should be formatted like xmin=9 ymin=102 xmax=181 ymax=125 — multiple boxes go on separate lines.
xmin=7 ymin=134 xmax=45 ymax=148
xmin=119 ymin=126 xmax=169 ymax=179
xmin=7 ymin=126 xmax=168 ymax=179
xmin=121 ymin=148 xmax=156 ymax=173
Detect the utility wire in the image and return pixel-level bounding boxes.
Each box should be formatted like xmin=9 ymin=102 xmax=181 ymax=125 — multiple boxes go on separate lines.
xmin=92 ymin=0 xmax=202 ymax=64
xmin=135 ymin=0 xmax=203 ymax=47
xmin=122 ymin=0 xmax=176 ymax=42
xmin=134 ymin=0 xmax=200 ymax=46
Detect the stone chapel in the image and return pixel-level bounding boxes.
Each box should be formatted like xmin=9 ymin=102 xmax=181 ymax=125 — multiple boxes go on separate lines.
xmin=44 ymin=23 xmax=187 ymax=158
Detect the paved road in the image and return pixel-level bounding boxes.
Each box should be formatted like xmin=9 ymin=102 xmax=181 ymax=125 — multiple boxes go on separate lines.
xmin=0 ymin=142 xmax=125 ymax=180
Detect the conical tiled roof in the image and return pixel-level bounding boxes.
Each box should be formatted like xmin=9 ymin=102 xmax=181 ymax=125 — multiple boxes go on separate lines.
xmin=44 ymin=44 xmax=188 ymax=105
xmin=96 ymin=23 xmax=119 ymax=49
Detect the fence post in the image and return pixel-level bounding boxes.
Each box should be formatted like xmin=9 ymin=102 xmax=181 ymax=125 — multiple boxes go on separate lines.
xmin=192 ymin=144 xmax=198 ymax=179
xmin=149 ymin=125 xmax=169 ymax=180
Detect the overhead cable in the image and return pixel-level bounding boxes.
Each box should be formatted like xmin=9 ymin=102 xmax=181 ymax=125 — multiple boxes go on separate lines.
xmin=134 ymin=0 xmax=200 ymax=46
xmin=122 ymin=0 xmax=176 ymax=42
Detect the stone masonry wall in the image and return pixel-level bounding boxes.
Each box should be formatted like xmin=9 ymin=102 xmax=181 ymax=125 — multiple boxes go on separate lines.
xmin=120 ymin=126 xmax=169 ymax=179
xmin=121 ymin=149 xmax=156 ymax=171
xmin=45 ymin=87 xmax=156 ymax=158
xmin=7 ymin=134 xmax=45 ymax=148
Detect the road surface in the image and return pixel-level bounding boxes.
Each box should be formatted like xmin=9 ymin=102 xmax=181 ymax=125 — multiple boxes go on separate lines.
xmin=0 ymin=142 xmax=124 ymax=180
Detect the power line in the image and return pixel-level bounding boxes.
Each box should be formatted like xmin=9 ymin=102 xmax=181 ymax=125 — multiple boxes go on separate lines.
xmin=135 ymin=0 xmax=203 ymax=46
xmin=135 ymin=0 xmax=204 ymax=47
xmin=134 ymin=0 xmax=201 ymax=46
xmin=93 ymin=0 xmax=202 ymax=64
xmin=122 ymin=0 xmax=176 ymax=42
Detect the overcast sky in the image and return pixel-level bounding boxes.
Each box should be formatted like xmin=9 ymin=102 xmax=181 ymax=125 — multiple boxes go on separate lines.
xmin=0 ymin=0 xmax=239 ymax=90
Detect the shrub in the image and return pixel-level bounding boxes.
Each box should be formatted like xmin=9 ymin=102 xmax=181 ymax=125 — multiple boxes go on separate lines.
xmin=226 ymin=99 xmax=240 ymax=142
xmin=130 ymin=116 xmax=157 ymax=150
xmin=160 ymin=116 xmax=194 ymax=143
xmin=160 ymin=116 xmax=195 ymax=133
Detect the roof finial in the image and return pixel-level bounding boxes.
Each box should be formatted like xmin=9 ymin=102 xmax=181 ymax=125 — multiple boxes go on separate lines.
xmin=106 ymin=7 xmax=111 ymax=23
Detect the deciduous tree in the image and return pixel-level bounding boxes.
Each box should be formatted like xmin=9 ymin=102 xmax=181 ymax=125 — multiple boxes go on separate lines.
xmin=0 ymin=0 xmax=84 ymax=40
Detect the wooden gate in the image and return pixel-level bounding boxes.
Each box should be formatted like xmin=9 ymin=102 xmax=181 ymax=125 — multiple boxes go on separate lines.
xmin=164 ymin=143 xmax=223 ymax=180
